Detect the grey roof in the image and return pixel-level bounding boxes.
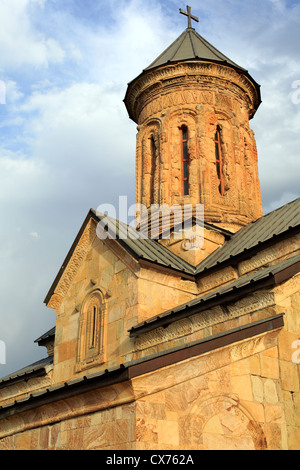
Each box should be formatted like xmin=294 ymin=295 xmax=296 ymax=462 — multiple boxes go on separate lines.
xmin=92 ymin=209 xmax=195 ymax=275
xmin=125 ymin=27 xmax=261 ymax=122
xmin=130 ymin=253 xmax=300 ymax=336
xmin=44 ymin=209 xmax=196 ymax=305
xmin=35 ymin=327 xmax=55 ymax=345
xmin=6 ymin=199 xmax=300 ymax=389
xmin=0 ymin=356 xmax=53 ymax=385
xmin=145 ymin=27 xmax=246 ymax=72
xmin=196 ymin=197 xmax=300 ymax=274
xmin=45 ymin=198 xmax=300 ymax=305
xmin=96 ymin=198 xmax=300 ymax=277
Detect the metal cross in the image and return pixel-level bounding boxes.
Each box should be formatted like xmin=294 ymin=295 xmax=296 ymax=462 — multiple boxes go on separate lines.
xmin=179 ymin=5 xmax=199 ymax=29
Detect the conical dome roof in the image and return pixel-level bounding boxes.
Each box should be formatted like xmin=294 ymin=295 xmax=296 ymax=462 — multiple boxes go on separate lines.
xmin=145 ymin=27 xmax=247 ymax=73
xmin=124 ymin=26 xmax=261 ymax=122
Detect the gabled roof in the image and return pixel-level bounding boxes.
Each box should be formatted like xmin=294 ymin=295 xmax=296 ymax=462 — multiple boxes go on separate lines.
xmin=95 ymin=198 xmax=300 ymax=279
xmin=91 ymin=209 xmax=195 ymax=276
xmin=145 ymin=27 xmax=246 ymax=72
xmin=196 ymin=197 xmax=300 ymax=275
xmin=44 ymin=209 xmax=197 ymax=305
xmin=5 ymin=198 xmax=300 ymax=386
xmin=0 ymin=356 xmax=53 ymax=386
xmin=45 ymin=198 xmax=300 ymax=306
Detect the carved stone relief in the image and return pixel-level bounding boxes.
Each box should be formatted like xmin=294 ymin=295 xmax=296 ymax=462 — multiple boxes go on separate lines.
xmin=135 ymin=291 xmax=275 ymax=352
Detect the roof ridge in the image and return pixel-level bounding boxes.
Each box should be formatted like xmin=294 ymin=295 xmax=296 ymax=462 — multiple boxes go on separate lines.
xmin=188 ymin=28 xmax=197 ymax=58
xmin=172 ymin=29 xmax=189 ymax=62
xmin=195 ymin=197 xmax=300 ymax=274
xmin=94 ymin=210 xmax=196 ymax=274
xmin=144 ymin=27 xmax=247 ymax=72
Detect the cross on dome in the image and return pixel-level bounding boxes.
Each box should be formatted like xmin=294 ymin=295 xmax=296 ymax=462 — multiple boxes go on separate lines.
xmin=179 ymin=5 xmax=199 ymax=29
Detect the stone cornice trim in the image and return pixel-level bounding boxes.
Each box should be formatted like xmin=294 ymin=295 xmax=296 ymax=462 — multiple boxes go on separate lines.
xmin=125 ymin=60 xmax=261 ymax=123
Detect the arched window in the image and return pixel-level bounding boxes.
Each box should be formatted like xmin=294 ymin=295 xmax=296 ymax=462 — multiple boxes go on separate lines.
xmin=141 ymin=129 xmax=159 ymax=208
xmin=181 ymin=126 xmax=189 ymax=196
xmin=214 ymin=126 xmax=225 ymax=196
xmin=76 ymin=290 xmax=105 ymax=371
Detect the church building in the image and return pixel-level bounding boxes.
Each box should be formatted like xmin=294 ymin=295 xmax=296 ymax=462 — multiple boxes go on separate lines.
xmin=0 ymin=7 xmax=300 ymax=450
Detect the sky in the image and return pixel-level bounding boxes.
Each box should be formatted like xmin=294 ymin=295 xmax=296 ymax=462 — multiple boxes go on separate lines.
xmin=0 ymin=0 xmax=299 ymax=378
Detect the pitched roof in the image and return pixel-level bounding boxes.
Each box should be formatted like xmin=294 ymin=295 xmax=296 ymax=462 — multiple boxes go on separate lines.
xmin=0 ymin=356 xmax=53 ymax=386
xmin=145 ymin=27 xmax=246 ymax=72
xmin=6 ymin=199 xmax=300 ymax=386
xmin=92 ymin=209 xmax=195 ymax=276
xmin=196 ymin=197 xmax=300 ymax=275
xmin=45 ymin=198 xmax=300 ymax=305
xmin=44 ymin=209 xmax=197 ymax=305
xmin=124 ymin=27 xmax=261 ymax=122
xmin=35 ymin=327 xmax=56 ymax=345
xmin=95 ymin=198 xmax=300 ymax=279
xmin=129 ymin=253 xmax=300 ymax=337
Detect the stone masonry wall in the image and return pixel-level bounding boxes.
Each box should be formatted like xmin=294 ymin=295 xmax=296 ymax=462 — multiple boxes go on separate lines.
xmin=0 ymin=326 xmax=290 ymax=450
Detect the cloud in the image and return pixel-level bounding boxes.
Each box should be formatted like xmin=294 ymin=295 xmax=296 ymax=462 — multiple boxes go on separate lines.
xmin=30 ymin=232 xmax=40 ymax=239
xmin=12 ymin=81 xmax=136 ymax=208
xmin=0 ymin=0 xmax=65 ymax=72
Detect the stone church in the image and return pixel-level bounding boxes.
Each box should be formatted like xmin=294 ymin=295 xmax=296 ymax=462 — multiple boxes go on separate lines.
xmin=0 ymin=7 xmax=300 ymax=450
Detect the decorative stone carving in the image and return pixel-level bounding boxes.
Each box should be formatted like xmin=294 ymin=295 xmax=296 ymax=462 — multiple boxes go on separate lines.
xmin=126 ymin=59 xmax=263 ymax=241
xmin=135 ymin=291 xmax=275 ymax=353
xmin=75 ymin=289 xmax=106 ymax=373
xmin=47 ymin=219 xmax=96 ymax=312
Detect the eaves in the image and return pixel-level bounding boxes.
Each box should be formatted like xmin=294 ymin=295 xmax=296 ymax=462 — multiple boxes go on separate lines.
xmin=129 ymin=254 xmax=300 ymax=338
xmin=0 ymin=313 xmax=284 ymax=421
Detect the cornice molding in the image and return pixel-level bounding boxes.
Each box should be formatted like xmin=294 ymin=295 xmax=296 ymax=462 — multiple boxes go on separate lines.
xmin=125 ymin=60 xmax=261 ymax=123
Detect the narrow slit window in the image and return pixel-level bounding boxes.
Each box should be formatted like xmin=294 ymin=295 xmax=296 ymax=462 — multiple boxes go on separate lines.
xmin=214 ymin=126 xmax=225 ymax=196
xmin=89 ymin=305 xmax=97 ymax=349
xmin=150 ymin=135 xmax=156 ymax=205
xmin=181 ymin=126 xmax=189 ymax=196
xmin=76 ymin=291 xmax=105 ymax=372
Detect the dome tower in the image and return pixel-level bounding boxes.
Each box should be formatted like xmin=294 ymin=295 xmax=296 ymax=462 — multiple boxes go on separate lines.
xmin=124 ymin=6 xmax=262 ymax=236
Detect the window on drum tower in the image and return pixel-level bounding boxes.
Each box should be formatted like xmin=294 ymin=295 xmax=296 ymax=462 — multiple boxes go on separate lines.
xmin=181 ymin=126 xmax=189 ymax=196
xmin=150 ymin=135 xmax=157 ymax=205
xmin=214 ymin=126 xmax=225 ymax=196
